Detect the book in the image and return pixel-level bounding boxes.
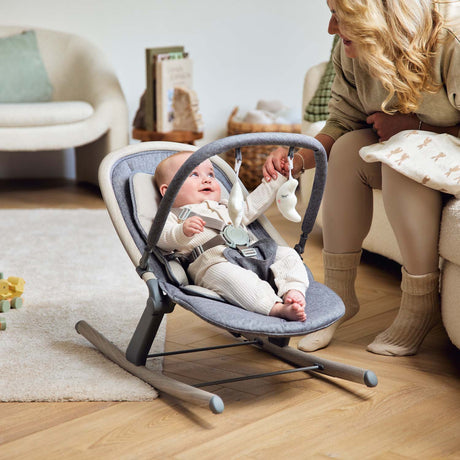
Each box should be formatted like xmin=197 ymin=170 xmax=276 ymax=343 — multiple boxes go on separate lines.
xmin=155 ymin=56 xmax=193 ymax=132
xmin=172 ymin=86 xmax=204 ymax=132
xmin=144 ymin=46 xmax=184 ymax=131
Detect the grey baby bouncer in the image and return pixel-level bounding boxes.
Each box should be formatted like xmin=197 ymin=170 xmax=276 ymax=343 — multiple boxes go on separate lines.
xmin=76 ymin=133 xmax=377 ymax=414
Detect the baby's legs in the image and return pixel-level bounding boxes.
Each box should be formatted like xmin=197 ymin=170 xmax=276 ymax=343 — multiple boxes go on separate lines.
xmin=269 ymin=246 xmax=308 ymax=321
xmin=270 ymin=246 xmax=309 ymax=298
xmin=198 ymin=261 xmax=282 ymax=315
xmin=198 ymin=260 xmax=306 ymax=321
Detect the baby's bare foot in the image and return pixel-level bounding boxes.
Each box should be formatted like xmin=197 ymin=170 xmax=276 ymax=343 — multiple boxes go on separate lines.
xmin=284 ymin=289 xmax=306 ymax=309
xmin=270 ymin=301 xmax=306 ymax=322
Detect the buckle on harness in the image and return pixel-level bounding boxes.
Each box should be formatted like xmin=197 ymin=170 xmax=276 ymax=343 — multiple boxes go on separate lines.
xmin=187 ymin=225 xmax=254 ymax=263
xmin=190 ymin=245 xmax=205 ymax=261
xmin=240 ymin=247 xmax=257 ymax=258
xmin=221 ymin=225 xmax=250 ymax=249
xmin=177 ymin=208 xmax=192 ymax=222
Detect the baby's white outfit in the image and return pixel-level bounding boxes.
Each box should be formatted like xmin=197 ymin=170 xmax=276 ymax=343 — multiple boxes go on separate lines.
xmin=157 ymin=176 xmax=309 ymax=315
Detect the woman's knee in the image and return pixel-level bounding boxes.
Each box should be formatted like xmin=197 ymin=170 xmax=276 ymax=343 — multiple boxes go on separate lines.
xmin=381 ymin=163 xmax=443 ymax=208
xmin=329 ymin=129 xmax=377 ymax=163
xmin=328 ymin=129 xmax=381 ymax=187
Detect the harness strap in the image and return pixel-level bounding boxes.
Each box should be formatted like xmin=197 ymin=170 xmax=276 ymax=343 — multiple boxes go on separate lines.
xmin=171 ymin=208 xmax=226 ymax=232
xmin=188 ymin=234 xmax=227 ymax=261
xmin=187 ymin=235 xmax=258 ymax=263
xmin=170 ymin=207 xmax=256 ymax=263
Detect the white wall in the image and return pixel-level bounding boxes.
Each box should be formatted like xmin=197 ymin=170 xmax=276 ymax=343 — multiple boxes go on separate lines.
xmin=0 ymin=0 xmax=333 ymax=178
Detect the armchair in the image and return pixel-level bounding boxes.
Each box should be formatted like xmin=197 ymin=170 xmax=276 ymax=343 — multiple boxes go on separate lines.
xmin=0 ymin=26 xmax=129 ymax=185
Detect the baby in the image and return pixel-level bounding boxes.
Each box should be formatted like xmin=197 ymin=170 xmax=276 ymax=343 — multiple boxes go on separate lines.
xmin=154 ymin=151 xmax=308 ymax=321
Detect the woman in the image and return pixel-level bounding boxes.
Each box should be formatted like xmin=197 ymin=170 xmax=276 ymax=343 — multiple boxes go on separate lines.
xmin=263 ymin=0 xmax=460 ymax=356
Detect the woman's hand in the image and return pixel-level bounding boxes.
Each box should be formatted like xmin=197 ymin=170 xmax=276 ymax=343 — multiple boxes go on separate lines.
xmin=182 ymin=216 xmax=205 ymax=237
xmin=367 ymin=112 xmax=419 ymax=141
xmin=263 ymin=146 xmax=318 ymax=181
xmin=263 ymin=146 xmax=306 ymax=181
xmin=263 ymin=146 xmax=289 ymax=182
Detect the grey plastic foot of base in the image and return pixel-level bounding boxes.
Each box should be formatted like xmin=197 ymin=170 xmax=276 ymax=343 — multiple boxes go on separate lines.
xmin=209 ymin=395 xmax=225 ymax=414
xmin=364 ymin=370 xmax=378 ymax=387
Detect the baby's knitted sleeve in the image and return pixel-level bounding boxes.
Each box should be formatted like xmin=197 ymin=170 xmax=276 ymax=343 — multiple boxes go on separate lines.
xmin=156 ymin=212 xmax=191 ymax=252
xmin=242 ymin=175 xmax=287 ymax=225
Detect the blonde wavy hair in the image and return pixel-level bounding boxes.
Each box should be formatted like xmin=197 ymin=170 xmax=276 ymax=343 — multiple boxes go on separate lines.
xmin=334 ymin=0 xmax=444 ymax=113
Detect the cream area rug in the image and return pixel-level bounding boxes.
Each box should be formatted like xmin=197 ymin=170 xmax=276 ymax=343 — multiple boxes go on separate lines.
xmin=0 ymin=209 xmax=165 ymax=401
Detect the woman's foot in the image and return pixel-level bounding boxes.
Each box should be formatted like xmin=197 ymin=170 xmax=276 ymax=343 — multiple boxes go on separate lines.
xmin=298 ymin=250 xmax=361 ymax=352
xmin=270 ymin=290 xmax=306 ymax=321
xmin=367 ymin=268 xmax=440 ymax=356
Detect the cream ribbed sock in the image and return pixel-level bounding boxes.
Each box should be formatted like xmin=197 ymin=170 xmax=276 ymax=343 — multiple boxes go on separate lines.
xmin=367 ymin=267 xmax=440 ymax=356
xmin=298 ymin=250 xmax=361 ymax=352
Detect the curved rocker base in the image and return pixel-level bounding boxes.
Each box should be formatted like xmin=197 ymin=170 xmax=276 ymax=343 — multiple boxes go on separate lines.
xmin=75 ymin=320 xmax=224 ymax=414
xmin=75 ymin=320 xmax=377 ymax=414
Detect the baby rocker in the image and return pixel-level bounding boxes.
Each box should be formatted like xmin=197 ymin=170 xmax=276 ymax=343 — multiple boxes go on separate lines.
xmin=76 ymin=132 xmax=377 ymax=414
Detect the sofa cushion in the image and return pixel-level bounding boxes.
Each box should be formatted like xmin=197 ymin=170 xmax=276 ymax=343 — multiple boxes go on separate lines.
xmin=0 ymin=101 xmax=94 ymax=127
xmin=304 ymin=35 xmax=339 ymax=123
xmin=439 ymin=198 xmax=460 ymax=265
xmin=441 ymin=261 xmax=460 ymax=348
xmin=0 ymin=30 xmax=53 ymax=103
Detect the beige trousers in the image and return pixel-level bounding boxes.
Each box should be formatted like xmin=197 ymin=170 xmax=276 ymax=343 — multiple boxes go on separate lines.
xmin=196 ymin=245 xmax=309 ymax=315
xmin=322 ymin=129 xmax=442 ymax=275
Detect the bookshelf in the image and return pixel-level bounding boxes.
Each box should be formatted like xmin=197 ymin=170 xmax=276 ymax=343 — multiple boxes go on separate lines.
xmin=132 ymin=128 xmax=203 ymax=145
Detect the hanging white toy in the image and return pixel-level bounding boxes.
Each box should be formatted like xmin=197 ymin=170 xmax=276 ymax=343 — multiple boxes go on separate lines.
xmin=276 ymin=148 xmax=302 ymax=222
xmin=228 ymin=148 xmax=244 ymax=228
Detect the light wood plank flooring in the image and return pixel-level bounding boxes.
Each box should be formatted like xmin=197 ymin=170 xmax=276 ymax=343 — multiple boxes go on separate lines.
xmin=1 ymin=179 xmax=459 ymax=459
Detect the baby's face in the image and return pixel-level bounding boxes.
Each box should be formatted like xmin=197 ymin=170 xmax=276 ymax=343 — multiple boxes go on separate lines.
xmin=168 ymin=157 xmax=221 ymax=207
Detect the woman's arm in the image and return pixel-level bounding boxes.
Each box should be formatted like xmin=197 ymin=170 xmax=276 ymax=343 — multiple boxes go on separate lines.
xmin=367 ymin=111 xmax=460 ymax=141
xmin=419 ymin=121 xmax=460 ymax=137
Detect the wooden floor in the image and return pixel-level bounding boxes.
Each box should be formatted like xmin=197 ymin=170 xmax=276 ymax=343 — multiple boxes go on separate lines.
xmin=1 ymin=179 xmax=459 ymax=459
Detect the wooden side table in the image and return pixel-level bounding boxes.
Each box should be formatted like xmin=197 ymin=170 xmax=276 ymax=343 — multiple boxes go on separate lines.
xmin=132 ymin=129 xmax=203 ymax=145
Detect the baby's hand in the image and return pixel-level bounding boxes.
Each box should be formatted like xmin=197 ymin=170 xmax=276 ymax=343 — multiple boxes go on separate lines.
xmin=182 ymin=216 xmax=205 ymax=237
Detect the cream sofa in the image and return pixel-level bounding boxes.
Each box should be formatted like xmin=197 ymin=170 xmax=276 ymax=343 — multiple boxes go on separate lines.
xmin=299 ymin=62 xmax=460 ymax=349
xmin=0 ymin=26 xmax=129 ymax=185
